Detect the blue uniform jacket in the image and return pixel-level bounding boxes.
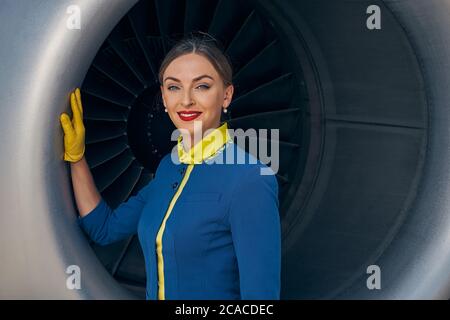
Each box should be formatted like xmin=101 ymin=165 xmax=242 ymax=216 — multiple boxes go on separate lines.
xmin=78 ymin=122 xmax=281 ymax=300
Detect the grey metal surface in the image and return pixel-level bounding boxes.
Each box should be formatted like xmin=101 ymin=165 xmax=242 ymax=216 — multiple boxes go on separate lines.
xmin=277 ymin=0 xmax=426 ymax=299
xmin=0 ymin=0 xmax=138 ymax=299
xmin=1 ymin=0 xmax=450 ymax=300
xmin=340 ymin=0 xmax=450 ymax=299
xmin=279 ymin=0 xmax=450 ymax=299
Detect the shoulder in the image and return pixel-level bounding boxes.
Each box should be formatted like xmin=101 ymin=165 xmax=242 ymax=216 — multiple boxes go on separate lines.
xmin=233 ymin=142 xmax=278 ymax=179
xmin=154 ymin=153 xmax=175 ymax=177
xmin=226 ymin=144 xmax=280 ymax=223
xmin=227 ymin=143 xmax=278 ymax=194
xmin=159 ymin=152 xmax=173 ymax=166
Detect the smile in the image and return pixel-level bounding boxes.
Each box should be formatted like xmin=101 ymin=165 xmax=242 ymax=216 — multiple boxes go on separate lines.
xmin=177 ymin=111 xmax=202 ymax=121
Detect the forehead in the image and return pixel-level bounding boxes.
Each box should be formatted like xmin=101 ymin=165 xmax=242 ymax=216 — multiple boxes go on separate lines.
xmin=163 ymin=53 xmax=219 ymax=80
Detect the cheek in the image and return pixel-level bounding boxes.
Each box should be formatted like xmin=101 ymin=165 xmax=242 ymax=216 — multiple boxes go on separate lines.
xmin=164 ymin=93 xmax=177 ymax=105
xmin=203 ymin=107 xmax=223 ymax=123
xmin=197 ymin=90 xmax=223 ymax=108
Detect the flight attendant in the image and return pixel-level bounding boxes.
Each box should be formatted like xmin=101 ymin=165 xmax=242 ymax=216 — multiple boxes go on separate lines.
xmin=60 ymin=33 xmax=281 ymax=300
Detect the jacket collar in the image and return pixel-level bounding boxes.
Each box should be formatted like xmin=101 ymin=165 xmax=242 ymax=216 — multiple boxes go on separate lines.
xmin=177 ymin=122 xmax=232 ymax=164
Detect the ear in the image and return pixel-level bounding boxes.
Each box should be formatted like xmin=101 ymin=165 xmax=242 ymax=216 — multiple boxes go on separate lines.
xmin=223 ymin=84 xmax=234 ymax=108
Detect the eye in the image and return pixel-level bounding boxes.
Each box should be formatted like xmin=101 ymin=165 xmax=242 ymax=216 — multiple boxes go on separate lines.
xmin=167 ymin=85 xmax=179 ymax=91
xmin=196 ymin=84 xmax=210 ymax=90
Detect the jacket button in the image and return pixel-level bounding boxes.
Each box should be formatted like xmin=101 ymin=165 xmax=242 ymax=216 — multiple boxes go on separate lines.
xmin=172 ymin=182 xmax=179 ymax=189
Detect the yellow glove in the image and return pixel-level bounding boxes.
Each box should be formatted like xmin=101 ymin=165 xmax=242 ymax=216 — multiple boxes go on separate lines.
xmin=60 ymin=88 xmax=85 ymax=162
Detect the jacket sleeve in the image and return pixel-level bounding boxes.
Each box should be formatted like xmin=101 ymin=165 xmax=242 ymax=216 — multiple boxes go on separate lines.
xmin=228 ymin=165 xmax=281 ymax=300
xmin=77 ymin=156 xmax=168 ymax=246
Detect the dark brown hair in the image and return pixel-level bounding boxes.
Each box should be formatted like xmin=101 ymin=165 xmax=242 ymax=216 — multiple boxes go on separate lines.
xmin=158 ymin=32 xmax=233 ymax=87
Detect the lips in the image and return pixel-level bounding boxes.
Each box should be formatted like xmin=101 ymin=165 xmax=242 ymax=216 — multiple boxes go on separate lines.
xmin=177 ymin=111 xmax=202 ymax=121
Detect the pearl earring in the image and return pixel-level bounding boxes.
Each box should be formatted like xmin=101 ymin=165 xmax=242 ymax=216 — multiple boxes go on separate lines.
xmin=223 ymin=108 xmax=228 ymax=114
xmin=164 ymin=108 xmax=168 ymax=113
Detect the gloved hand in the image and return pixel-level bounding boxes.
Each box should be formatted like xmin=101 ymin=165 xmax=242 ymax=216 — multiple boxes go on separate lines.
xmin=60 ymin=88 xmax=85 ymax=162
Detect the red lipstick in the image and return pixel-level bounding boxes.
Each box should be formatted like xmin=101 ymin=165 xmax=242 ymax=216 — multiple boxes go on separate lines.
xmin=177 ymin=111 xmax=202 ymax=121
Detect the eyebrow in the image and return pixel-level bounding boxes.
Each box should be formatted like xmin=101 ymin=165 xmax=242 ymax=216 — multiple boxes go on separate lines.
xmin=163 ymin=74 xmax=214 ymax=83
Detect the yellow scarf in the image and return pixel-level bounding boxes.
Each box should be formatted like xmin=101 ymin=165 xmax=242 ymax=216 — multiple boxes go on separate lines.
xmin=177 ymin=122 xmax=232 ymax=164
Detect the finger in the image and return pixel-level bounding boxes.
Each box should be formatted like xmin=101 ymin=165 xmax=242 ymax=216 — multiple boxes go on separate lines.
xmin=70 ymin=92 xmax=83 ymax=131
xmin=60 ymin=113 xmax=75 ymax=136
xmin=75 ymin=88 xmax=83 ymax=115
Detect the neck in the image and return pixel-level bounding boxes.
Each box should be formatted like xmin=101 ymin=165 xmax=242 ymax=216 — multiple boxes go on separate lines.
xmin=181 ymin=122 xmax=221 ymax=152
xmin=177 ymin=121 xmax=231 ymax=164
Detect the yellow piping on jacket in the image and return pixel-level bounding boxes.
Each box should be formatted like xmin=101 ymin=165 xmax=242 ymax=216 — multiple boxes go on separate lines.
xmin=155 ymin=122 xmax=231 ymax=300
xmin=155 ymin=163 xmax=194 ymax=300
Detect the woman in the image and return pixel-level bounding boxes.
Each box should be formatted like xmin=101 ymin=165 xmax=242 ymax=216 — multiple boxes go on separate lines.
xmin=60 ymin=34 xmax=281 ymax=300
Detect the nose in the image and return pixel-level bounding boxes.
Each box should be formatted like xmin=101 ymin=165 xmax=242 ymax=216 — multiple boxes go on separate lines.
xmin=181 ymin=89 xmax=194 ymax=108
